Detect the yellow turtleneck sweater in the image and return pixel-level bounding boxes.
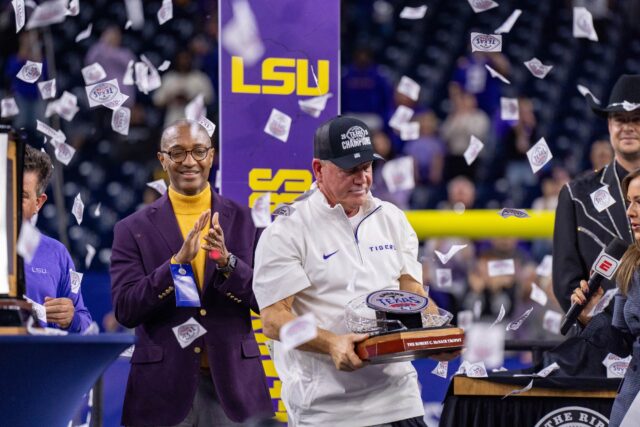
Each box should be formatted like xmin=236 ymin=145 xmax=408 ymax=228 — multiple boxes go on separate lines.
xmin=169 ymin=185 xmax=211 ymax=368
xmin=168 ymin=185 xmax=211 ymax=289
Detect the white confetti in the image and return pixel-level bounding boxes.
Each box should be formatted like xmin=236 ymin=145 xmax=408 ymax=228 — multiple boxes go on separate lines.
xmin=140 ymin=55 xmax=162 ymax=92
xmin=500 ymin=97 xmax=519 ymax=121
xmin=146 ymin=179 xmax=167 ymax=195
xmin=197 ymin=115 xmax=216 ymax=137
xmin=157 ymin=60 xmax=171 ymax=72
xmin=573 ymin=7 xmax=599 ymax=41
xmin=590 ymin=185 xmax=616 ymax=212
xmin=502 ymin=380 xmax=533 ymax=399
xmin=120 ymin=345 xmax=135 ymax=358
xmin=221 ymin=0 xmax=264 ymax=67
xmin=530 ymin=282 xmax=548 ymax=306
xmin=435 ymin=244 xmax=468 ymax=264
xmin=123 ymin=60 xmax=135 ymax=85
xmin=157 ymin=0 xmax=173 ymax=25
xmin=577 ymin=84 xmax=600 ymax=104
xmin=495 ymin=9 xmax=522 ymax=34
xmin=435 ymin=268 xmax=452 ymax=289
xmin=24 ymin=295 xmax=47 ymax=323
xmin=67 ymin=0 xmax=79 ymax=16
xmin=111 ymin=107 xmax=131 ymax=136
xmin=432 ymin=361 xmax=448 ymax=378
xmin=524 ymin=58 xmax=553 ymax=79
xmin=184 ymin=94 xmax=205 ymax=121
xmin=536 ymin=255 xmax=553 ymax=277
xmin=85 ymin=78 xmax=128 ymax=110
xmin=251 ymin=192 xmax=272 ymax=228
xmin=53 ymin=91 xmax=79 ymax=122
xmin=17 ymin=221 xmax=41 ymax=263
xmin=470 ymin=32 xmax=502 ymax=52
xmin=53 ymin=140 xmax=76 ymax=165
xmin=75 ymin=23 xmax=92 ymax=43
xmin=536 ymin=362 xmax=559 ymax=378
xmin=124 ymin=0 xmax=144 ymax=30
xmin=542 ymin=310 xmax=562 ymax=334
xmin=526 ymin=137 xmax=553 ymax=174
xmin=399 ymin=122 xmax=420 ymax=141
xmin=72 ymin=193 xmax=84 ymax=225
xmin=298 ymin=93 xmax=333 ymax=118
xmin=388 ymin=105 xmax=414 ymax=131
xmin=466 ymin=361 xmax=489 ymax=377
xmin=382 ymin=156 xmax=415 ymax=192
xmin=16 ymin=60 xmax=42 ymax=83
xmin=172 ymin=317 xmax=207 ymax=348
xmin=473 ymin=300 xmax=482 ymax=319
xmin=37 ymin=78 xmax=56 ymax=100
xmin=397 ymin=76 xmax=421 ymax=101
xmin=464 ymin=323 xmax=505 ymax=369
xmin=36 ymin=120 xmax=66 ymax=142
xmin=490 ymin=304 xmax=506 ymax=328
xmin=588 ymin=287 xmax=618 ymax=317
xmin=399 ymin=5 xmax=428 ymax=19
xmin=467 ymin=0 xmax=498 ymax=13
xmin=70 ymin=270 xmax=83 ymax=294
xmin=506 ymin=307 xmax=534 ymax=331
xmin=457 ymin=310 xmax=473 ymax=330
xmin=1 ymin=97 xmax=19 ymax=118
xmin=264 ymin=108 xmax=292 ymax=143
xmin=485 ymin=65 xmax=511 ymax=84
xmin=94 ymin=203 xmax=101 ymax=217
xmin=11 ymin=0 xmax=26 ymax=33
xmin=464 ymin=135 xmax=484 ymax=166
xmin=499 ymin=208 xmax=530 ymax=218
xmin=25 ymin=0 xmax=67 ymax=30
xmin=85 ymin=244 xmax=96 ymax=269
xmin=281 ymin=313 xmax=317 ymax=351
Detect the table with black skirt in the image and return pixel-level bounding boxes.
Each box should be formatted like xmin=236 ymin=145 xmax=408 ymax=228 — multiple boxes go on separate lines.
xmin=440 ymin=372 xmax=621 ymax=427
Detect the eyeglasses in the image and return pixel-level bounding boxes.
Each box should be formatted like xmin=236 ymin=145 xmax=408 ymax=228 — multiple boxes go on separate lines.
xmin=160 ymin=147 xmax=212 ymax=163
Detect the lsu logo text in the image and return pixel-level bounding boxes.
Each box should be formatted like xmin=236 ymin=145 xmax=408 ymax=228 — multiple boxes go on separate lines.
xmin=248 ymin=168 xmax=312 ymax=209
xmin=232 ymin=56 xmax=330 ymax=95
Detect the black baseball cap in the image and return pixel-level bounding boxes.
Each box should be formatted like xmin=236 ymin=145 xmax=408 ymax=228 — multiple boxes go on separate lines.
xmin=313 ymin=116 xmax=383 ymax=169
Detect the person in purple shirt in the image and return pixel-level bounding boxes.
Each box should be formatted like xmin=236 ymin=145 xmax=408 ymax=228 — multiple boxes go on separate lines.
xmin=22 ymin=144 xmax=92 ymax=333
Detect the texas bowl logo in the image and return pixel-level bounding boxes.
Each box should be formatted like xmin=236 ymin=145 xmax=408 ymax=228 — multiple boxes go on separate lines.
xmin=344 ymin=126 xmax=370 ymax=146
xmin=467 ymin=365 xmax=486 ymax=377
xmin=113 ymin=108 xmax=128 ymax=127
xmin=268 ymin=116 xmax=287 ymax=137
xmin=89 ymin=82 xmax=118 ymax=103
xmin=471 ymin=0 xmax=496 ymax=10
xmin=528 ymin=60 xmax=545 ymax=77
xmin=178 ymin=324 xmax=199 ymax=342
xmin=534 ymin=406 xmax=608 ymax=427
xmin=593 ymin=189 xmax=610 ymax=205
xmin=531 ymin=146 xmax=548 ymax=167
xmin=23 ymin=64 xmax=40 ymax=80
xmin=471 ymin=34 xmax=501 ymax=51
xmin=366 ymin=290 xmax=428 ymax=314
xmin=609 ymin=360 xmax=629 ymax=376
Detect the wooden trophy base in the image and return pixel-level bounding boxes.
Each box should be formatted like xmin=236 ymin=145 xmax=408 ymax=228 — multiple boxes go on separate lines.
xmin=356 ymin=326 xmax=465 ymax=364
xmin=0 ymin=299 xmax=32 ymax=335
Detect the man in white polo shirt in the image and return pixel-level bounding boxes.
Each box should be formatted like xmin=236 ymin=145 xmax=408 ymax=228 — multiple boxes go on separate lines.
xmin=253 ymin=116 xmax=455 ymax=426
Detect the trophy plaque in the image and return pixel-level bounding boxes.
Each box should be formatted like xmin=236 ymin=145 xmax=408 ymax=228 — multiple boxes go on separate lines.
xmin=347 ymin=290 xmax=464 ymax=364
xmin=0 ymin=126 xmax=33 ymax=334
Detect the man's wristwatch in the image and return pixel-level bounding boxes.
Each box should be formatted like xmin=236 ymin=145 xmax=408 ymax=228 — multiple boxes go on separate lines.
xmin=217 ymin=253 xmax=237 ymax=274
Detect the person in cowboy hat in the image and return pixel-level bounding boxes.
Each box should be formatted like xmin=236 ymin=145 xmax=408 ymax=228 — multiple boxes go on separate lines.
xmin=546 ymin=75 xmax=640 ymax=376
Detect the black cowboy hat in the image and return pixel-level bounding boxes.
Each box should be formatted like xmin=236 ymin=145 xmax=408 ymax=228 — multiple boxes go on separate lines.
xmin=590 ymin=74 xmax=640 ymax=117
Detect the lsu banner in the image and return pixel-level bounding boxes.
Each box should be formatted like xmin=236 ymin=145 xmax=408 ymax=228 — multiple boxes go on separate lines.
xmin=219 ymin=0 xmax=340 ymax=208
xmin=219 ymin=0 xmax=340 ymax=421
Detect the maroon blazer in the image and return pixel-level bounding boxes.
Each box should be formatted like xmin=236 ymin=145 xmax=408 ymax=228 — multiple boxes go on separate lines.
xmin=110 ymin=186 xmax=273 ymax=426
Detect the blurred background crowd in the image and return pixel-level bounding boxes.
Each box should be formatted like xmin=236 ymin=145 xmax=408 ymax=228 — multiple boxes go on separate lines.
xmin=1 ymin=0 xmax=639 ymax=343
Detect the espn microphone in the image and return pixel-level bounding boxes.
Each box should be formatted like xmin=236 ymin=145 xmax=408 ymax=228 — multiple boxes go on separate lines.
xmin=559 ymin=237 xmax=628 ymax=335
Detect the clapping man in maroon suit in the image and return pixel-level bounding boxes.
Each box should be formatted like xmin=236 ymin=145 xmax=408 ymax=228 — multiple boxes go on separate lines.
xmin=110 ymin=120 xmax=272 ymax=426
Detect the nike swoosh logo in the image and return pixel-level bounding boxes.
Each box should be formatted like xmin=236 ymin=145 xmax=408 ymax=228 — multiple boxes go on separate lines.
xmin=322 ymin=250 xmax=339 ymax=260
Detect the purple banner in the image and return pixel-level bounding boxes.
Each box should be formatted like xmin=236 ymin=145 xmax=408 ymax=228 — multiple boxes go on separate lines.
xmin=219 ymin=0 xmax=340 ymax=207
